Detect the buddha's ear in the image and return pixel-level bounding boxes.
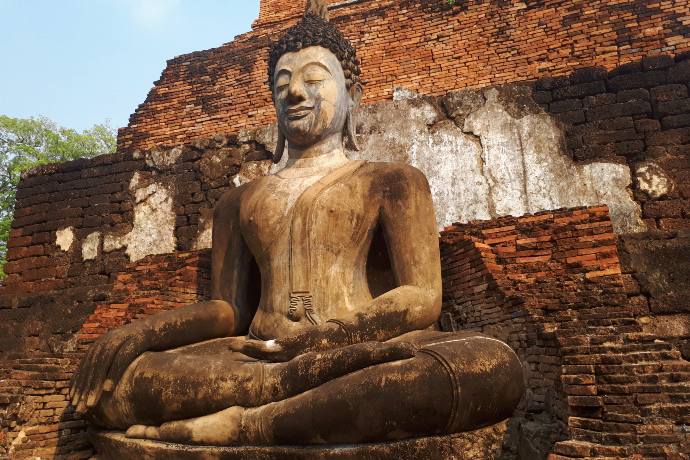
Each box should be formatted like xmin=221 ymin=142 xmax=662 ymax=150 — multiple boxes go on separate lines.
xmin=273 ymin=129 xmax=286 ymax=164
xmin=345 ymin=83 xmax=363 ymax=151
xmin=349 ymin=82 xmax=363 ymax=110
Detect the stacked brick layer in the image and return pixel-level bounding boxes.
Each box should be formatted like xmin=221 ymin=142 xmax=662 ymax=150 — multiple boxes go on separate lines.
xmin=440 ymin=206 xmax=690 ymax=459
xmin=117 ymin=0 xmax=690 ymax=152
xmin=0 ymin=251 xmax=210 ymax=458
xmin=1 ymin=134 xmax=270 ymax=297
xmin=534 ymin=53 xmax=690 ymax=232
xmin=77 ymin=251 xmax=211 ymax=345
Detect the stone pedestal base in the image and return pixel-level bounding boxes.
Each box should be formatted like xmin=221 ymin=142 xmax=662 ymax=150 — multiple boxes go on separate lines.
xmin=91 ymin=422 xmax=508 ymax=460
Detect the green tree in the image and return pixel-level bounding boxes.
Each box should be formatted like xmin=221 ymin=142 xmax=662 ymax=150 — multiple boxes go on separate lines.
xmin=0 ymin=116 xmax=116 ymax=280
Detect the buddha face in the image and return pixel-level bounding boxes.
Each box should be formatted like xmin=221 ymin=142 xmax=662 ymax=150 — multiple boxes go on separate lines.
xmin=273 ymin=46 xmax=351 ymax=148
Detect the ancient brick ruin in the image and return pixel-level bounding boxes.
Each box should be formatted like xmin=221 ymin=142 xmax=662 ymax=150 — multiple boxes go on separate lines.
xmin=2 ymin=0 xmax=690 ymax=458
xmin=441 ymin=207 xmax=689 ymax=458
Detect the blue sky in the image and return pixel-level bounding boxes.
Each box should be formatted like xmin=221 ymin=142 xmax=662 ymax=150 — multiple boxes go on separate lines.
xmin=0 ymin=0 xmax=260 ymax=132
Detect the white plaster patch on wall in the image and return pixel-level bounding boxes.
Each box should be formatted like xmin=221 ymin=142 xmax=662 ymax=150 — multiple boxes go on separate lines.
xmin=412 ymin=120 xmax=492 ymax=225
xmin=465 ymin=89 xmax=645 ymax=233
xmin=103 ymin=173 xmax=176 ymax=262
xmin=353 ymin=88 xmax=646 ymax=233
xmin=635 ymin=161 xmax=675 ymax=199
xmin=145 ymin=146 xmax=183 ymax=169
xmin=82 ymin=232 xmax=101 ymax=261
xmin=581 ymin=163 xmax=644 ymax=233
xmin=55 ymin=227 xmax=75 ymax=252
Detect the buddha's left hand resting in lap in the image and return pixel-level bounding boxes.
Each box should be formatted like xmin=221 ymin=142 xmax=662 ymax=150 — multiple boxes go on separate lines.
xmin=69 ymin=0 xmax=524 ymax=446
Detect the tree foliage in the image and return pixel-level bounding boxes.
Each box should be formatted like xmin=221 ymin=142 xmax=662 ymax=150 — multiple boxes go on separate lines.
xmin=0 ymin=116 xmax=116 ymax=280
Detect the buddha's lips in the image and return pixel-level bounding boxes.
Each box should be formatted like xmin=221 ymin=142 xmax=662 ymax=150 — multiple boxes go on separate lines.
xmin=286 ymin=106 xmax=313 ymax=120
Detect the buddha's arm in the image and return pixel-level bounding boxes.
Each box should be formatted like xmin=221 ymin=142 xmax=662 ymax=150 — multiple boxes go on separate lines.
xmin=337 ymin=164 xmax=442 ymax=342
xmin=211 ymin=183 xmax=257 ymax=335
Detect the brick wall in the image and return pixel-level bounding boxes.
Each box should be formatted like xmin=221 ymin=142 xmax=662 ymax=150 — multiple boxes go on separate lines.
xmin=0 ymin=133 xmax=272 ymax=457
xmin=77 ymin=251 xmax=211 ymax=345
xmin=535 ymin=54 xmax=690 ymax=232
xmin=0 ymin=251 xmax=210 ymax=458
xmin=1 ymin=133 xmax=270 ymax=297
xmin=117 ymin=0 xmax=690 ymax=152
xmin=440 ymin=206 xmax=690 ymax=459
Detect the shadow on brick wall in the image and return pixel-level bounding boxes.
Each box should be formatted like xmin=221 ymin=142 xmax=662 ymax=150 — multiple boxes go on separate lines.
xmin=440 ymin=206 xmax=690 ymax=459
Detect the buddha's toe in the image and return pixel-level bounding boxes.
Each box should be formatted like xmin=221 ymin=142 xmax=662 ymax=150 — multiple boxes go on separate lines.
xmin=145 ymin=426 xmax=161 ymax=440
xmin=155 ymin=406 xmax=244 ymax=446
xmin=125 ymin=425 xmax=150 ymax=439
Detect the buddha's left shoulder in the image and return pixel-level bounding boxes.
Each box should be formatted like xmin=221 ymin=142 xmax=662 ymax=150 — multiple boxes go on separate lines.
xmin=357 ymin=161 xmax=430 ymax=188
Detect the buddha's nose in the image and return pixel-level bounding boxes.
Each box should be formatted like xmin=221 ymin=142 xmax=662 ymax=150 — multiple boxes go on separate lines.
xmin=287 ymin=80 xmax=307 ymax=105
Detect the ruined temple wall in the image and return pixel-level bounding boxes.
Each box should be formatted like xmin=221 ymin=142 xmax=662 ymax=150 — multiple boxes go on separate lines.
xmin=0 ymin=252 xmax=210 ymax=459
xmin=10 ymin=53 xmax=690 ymax=310
xmin=3 ymin=205 xmax=687 ymax=458
xmin=440 ymin=207 xmax=690 ymax=458
xmin=3 ymin=54 xmax=690 ymax=456
xmin=3 ymin=1 xmax=690 ymax=458
xmin=117 ymin=0 xmax=690 ymax=152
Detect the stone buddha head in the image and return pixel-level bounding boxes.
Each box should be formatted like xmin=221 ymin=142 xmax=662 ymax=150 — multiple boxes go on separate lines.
xmin=268 ymin=0 xmax=363 ymax=162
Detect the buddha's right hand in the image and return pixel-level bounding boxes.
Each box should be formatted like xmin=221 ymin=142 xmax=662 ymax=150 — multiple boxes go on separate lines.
xmin=69 ymin=318 xmax=154 ymax=414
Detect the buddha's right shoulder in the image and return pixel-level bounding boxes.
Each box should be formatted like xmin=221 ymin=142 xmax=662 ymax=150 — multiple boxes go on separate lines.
xmin=214 ymin=182 xmax=254 ymax=216
xmin=359 ymin=161 xmax=430 ymax=187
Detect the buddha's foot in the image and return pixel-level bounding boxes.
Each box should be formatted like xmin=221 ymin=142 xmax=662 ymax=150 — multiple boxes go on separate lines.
xmin=125 ymin=406 xmax=244 ymax=446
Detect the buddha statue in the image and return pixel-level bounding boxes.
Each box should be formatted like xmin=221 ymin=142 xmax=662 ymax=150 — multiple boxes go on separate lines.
xmin=70 ymin=0 xmax=524 ymax=449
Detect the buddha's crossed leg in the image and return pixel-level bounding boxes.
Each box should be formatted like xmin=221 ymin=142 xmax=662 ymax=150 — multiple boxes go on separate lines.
xmin=123 ymin=331 xmax=524 ymax=446
xmin=90 ymin=337 xmax=418 ymax=429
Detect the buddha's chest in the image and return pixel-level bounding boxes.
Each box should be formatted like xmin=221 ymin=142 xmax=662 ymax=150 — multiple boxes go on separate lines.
xmin=239 ymin=173 xmax=374 ymax=262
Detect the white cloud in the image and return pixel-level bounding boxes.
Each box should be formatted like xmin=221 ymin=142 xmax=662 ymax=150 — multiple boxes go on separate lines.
xmin=125 ymin=0 xmax=181 ymax=28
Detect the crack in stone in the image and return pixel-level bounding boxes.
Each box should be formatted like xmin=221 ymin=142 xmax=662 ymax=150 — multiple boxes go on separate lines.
xmin=515 ymin=124 xmax=531 ymax=214
xmin=463 ymin=124 xmax=498 ymax=219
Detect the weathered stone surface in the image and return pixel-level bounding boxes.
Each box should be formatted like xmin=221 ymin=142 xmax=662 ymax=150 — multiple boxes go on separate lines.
xmin=353 ymin=88 xmax=644 ymax=233
xmin=639 ymin=314 xmax=690 ymax=340
xmin=145 ymin=146 xmax=184 ymax=170
xmin=618 ymin=231 xmax=690 ymax=313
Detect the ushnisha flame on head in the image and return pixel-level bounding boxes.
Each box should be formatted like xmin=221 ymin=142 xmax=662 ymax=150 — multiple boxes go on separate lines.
xmin=267 ymin=0 xmax=362 ymax=95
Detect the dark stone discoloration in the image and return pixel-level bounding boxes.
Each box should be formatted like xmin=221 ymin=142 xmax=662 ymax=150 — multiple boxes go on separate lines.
xmin=442 ymin=88 xmax=485 ymax=128
xmin=618 ymin=230 xmax=690 ymax=314
xmin=494 ymin=83 xmax=544 ymax=120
